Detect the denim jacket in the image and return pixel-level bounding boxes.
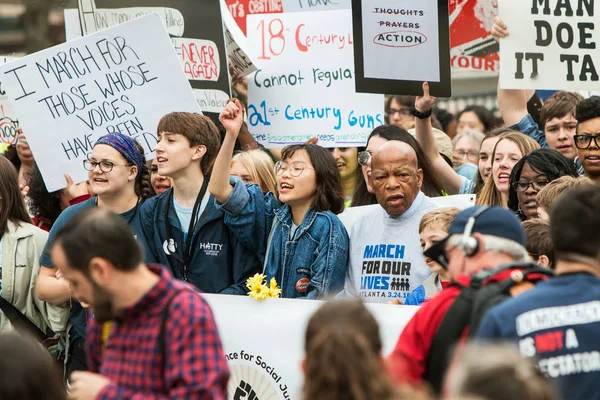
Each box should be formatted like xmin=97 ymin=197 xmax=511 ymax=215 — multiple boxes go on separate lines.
xmin=216 ymin=177 xmax=349 ymax=299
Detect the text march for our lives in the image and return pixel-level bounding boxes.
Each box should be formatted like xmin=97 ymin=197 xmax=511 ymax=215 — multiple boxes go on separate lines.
xmin=246 ymin=10 xmax=383 ymax=148
xmin=0 ymin=13 xmax=200 ymax=192
xmin=500 ymin=0 xmax=600 ymax=91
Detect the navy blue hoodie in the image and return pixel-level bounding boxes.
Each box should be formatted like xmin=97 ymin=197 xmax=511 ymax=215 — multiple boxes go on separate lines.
xmin=138 ymin=188 xmax=261 ymax=294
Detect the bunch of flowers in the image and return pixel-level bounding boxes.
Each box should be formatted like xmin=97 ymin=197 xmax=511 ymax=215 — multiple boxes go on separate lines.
xmin=246 ymin=273 xmax=281 ymax=300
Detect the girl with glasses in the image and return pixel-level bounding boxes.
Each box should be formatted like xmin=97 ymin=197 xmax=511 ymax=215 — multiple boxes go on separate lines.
xmin=508 ymin=149 xmax=578 ymax=220
xmin=36 ymin=132 xmax=151 ymax=381
xmin=210 ymin=100 xmax=348 ymax=299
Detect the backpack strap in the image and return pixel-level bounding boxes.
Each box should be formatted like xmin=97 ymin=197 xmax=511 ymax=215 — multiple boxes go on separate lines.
xmin=424 ymin=278 xmax=482 ymax=394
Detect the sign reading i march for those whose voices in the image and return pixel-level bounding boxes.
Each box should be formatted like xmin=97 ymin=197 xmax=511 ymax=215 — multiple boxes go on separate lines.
xmin=66 ymin=0 xmax=233 ymax=114
xmin=352 ymin=0 xmax=452 ymax=97
xmin=246 ymin=10 xmax=383 ymax=148
xmin=0 ymin=13 xmax=201 ymax=192
xmin=500 ymin=0 xmax=600 ymax=90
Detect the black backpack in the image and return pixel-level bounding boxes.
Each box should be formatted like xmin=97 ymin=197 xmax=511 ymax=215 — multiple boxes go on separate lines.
xmin=424 ymin=262 xmax=555 ymax=394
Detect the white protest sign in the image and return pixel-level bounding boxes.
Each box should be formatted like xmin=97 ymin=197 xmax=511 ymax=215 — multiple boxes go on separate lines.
xmin=65 ymin=7 xmax=185 ymax=39
xmin=202 ymin=293 xmax=418 ymax=400
xmin=499 ymin=0 xmax=600 ymax=90
xmin=282 ymin=0 xmax=351 ymax=13
xmin=359 ymin=0 xmax=440 ymax=82
xmin=338 ymin=194 xmax=476 ymax=232
xmin=221 ymin=0 xmax=258 ymax=77
xmin=0 ymin=13 xmax=201 ymax=192
xmin=66 ymin=9 xmax=219 ymax=83
xmin=66 ymin=3 xmax=230 ymax=113
xmin=0 ymin=56 xmax=20 ymax=146
xmin=247 ymin=10 xmax=383 ymax=148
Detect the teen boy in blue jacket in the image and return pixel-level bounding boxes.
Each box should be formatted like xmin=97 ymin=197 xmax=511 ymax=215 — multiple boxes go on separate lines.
xmin=138 ymin=112 xmax=261 ymax=294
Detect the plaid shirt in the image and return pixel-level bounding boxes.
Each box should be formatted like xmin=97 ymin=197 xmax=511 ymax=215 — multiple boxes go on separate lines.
xmin=87 ymin=264 xmax=229 ymax=399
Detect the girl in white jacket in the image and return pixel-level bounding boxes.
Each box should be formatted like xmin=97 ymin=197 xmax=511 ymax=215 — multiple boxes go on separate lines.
xmin=0 ymin=156 xmax=67 ymax=340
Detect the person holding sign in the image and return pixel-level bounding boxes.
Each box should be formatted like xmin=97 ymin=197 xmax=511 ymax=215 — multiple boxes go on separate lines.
xmin=493 ymin=16 xmax=585 ymax=173
xmin=36 ymin=133 xmax=151 ymax=381
xmin=138 ymin=112 xmax=261 ymax=294
xmin=210 ymin=99 xmax=348 ymax=299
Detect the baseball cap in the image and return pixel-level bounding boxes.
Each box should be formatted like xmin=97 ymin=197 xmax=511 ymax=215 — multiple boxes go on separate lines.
xmin=423 ymin=206 xmax=526 ymax=268
xmin=407 ymin=127 xmax=453 ymax=162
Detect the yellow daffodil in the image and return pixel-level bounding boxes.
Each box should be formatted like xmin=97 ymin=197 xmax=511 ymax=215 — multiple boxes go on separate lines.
xmin=246 ymin=273 xmax=266 ymax=290
xmin=248 ymin=283 xmax=269 ymax=300
xmin=267 ymin=277 xmax=282 ymax=298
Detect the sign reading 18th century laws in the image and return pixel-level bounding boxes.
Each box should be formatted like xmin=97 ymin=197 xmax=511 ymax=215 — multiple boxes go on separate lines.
xmin=0 ymin=13 xmax=200 ymax=192
xmin=500 ymin=0 xmax=600 ymax=90
xmin=246 ymin=10 xmax=383 ymax=148
xmin=352 ymin=0 xmax=451 ymax=97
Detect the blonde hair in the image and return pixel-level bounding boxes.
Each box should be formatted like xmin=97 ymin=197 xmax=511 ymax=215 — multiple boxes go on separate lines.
xmin=419 ymin=207 xmax=460 ymax=233
xmin=446 ymin=343 xmax=557 ymax=400
xmin=536 ymin=175 xmax=593 ymax=215
xmin=476 ymin=132 xmax=540 ymax=206
xmin=231 ymin=150 xmax=277 ymax=194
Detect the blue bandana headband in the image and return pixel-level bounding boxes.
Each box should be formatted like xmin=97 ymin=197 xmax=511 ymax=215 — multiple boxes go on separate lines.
xmin=95 ymin=133 xmax=144 ymax=174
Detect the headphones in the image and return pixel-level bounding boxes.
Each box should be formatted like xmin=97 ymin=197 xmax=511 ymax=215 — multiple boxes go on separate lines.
xmin=461 ymin=206 xmax=490 ymax=257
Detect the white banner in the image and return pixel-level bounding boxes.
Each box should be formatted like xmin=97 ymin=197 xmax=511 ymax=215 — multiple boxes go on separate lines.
xmin=65 ymin=4 xmax=231 ymax=114
xmin=0 ymin=13 xmax=200 ymax=192
xmin=0 ymin=56 xmax=19 ymax=146
xmin=247 ymin=10 xmax=383 ymax=148
xmin=499 ymin=0 xmax=600 ymax=90
xmin=202 ymin=294 xmax=417 ymax=400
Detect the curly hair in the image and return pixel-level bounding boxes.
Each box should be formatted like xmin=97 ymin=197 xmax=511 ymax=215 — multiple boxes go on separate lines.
xmin=508 ymin=149 xmax=579 ymax=219
xmin=575 ymin=95 xmax=600 ymax=124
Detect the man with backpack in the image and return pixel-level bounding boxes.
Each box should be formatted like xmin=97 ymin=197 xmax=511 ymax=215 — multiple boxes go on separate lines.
xmin=386 ymin=205 xmax=552 ymax=393
xmin=477 ymin=185 xmax=600 ymax=400
xmin=50 ymin=208 xmax=229 ymax=400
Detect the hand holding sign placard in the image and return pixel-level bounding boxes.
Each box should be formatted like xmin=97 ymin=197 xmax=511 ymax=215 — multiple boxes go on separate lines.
xmin=499 ymin=0 xmax=600 ymax=90
xmin=247 ymin=10 xmax=383 ymax=148
xmin=352 ymin=0 xmax=451 ymax=97
xmin=0 ymin=13 xmax=200 ymax=192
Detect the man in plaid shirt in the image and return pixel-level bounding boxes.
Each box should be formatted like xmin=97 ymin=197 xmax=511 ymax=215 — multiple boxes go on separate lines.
xmin=51 ymin=208 xmax=230 ymax=400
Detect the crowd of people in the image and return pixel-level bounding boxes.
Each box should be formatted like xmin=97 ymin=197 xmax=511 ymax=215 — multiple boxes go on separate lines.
xmin=0 ymin=15 xmax=599 ymax=400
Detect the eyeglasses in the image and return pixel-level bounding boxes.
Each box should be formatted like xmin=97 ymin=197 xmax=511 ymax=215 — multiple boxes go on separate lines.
xmin=274 ymin=161 xmax=314 ymax=177
xmin=454 ymin=150 xmax=479 ymax=159
xmin=386 ymin=108 xmax=412 ymax=117
xmin=512 ymin=180 xmax=550 ymax=192
xmin=83 ymin=159 xmax=130 ymax=173
xmin=358 ymin=150 xmax=372 ymax=166
xmin=574 ymin=134 xmax=600 ymax=149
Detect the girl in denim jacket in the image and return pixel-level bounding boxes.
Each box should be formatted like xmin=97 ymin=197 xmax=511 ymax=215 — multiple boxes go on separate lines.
xmin=210 ymin=100 xmax=349 ymax=299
